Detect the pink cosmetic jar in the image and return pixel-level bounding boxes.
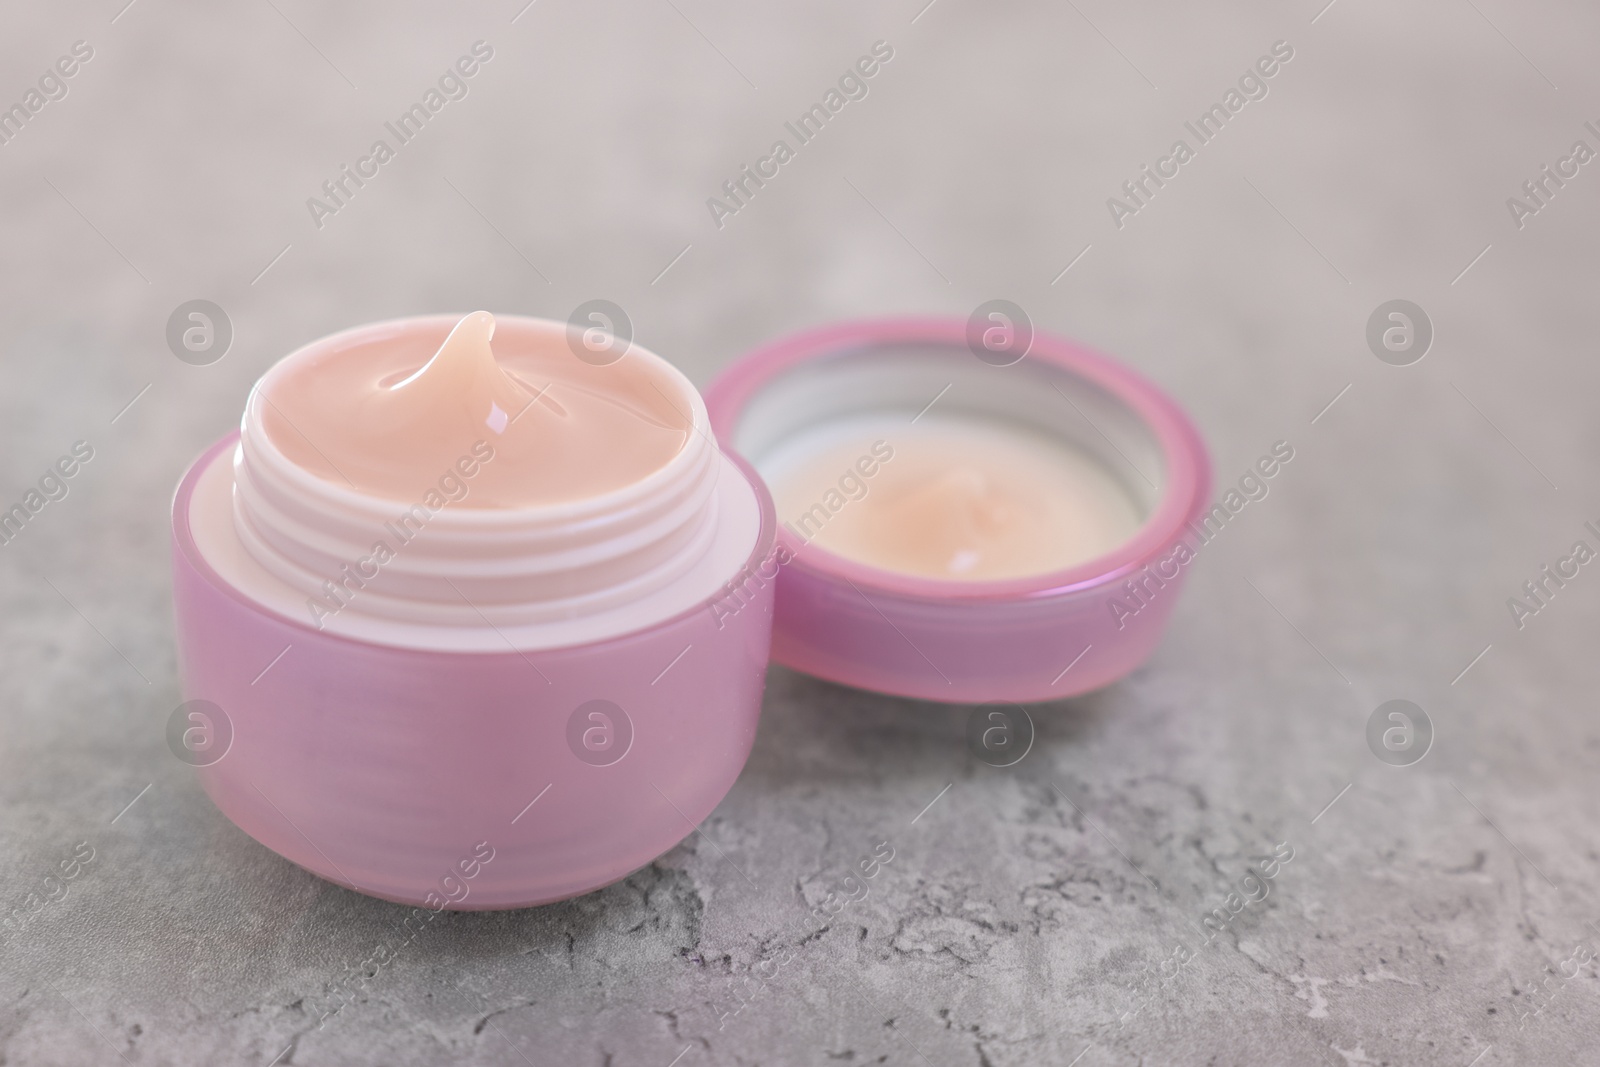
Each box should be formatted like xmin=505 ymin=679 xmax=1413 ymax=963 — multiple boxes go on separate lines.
xmin=172 ymin=313 xmax=1210 ymax=909
xmin=172 ymin=316 xmax=775 ymax=909
xmin=703 ymin=317 xmax=1212 ymax=704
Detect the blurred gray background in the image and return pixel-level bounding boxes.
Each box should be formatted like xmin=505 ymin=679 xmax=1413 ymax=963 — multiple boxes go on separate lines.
xmin=2 ymin=0 xmax=1599 ymax=1064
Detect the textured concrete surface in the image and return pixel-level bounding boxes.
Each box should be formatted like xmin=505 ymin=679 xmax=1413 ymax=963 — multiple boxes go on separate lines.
xmin=3 ymin=1 xmax=1600 ymax=1064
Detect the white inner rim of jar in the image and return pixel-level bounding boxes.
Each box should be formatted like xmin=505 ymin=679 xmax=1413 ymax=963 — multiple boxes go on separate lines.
xmin=187 ymin=319 xmax=761 ymax=652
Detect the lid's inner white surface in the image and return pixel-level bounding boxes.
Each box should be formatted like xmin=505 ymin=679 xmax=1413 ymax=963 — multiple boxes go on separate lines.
xmin=732 ymin=343 xmax=1164 ymax=582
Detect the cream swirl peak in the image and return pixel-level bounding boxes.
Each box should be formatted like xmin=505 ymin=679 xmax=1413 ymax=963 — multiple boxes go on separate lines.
xmin=257 ymin=311 xmax=690 ymax=508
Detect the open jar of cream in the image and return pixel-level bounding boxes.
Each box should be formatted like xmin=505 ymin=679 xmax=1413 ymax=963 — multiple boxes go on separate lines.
xmin=704 ymin=317 xmax=1212 ymax=704
xmin=173 ymin=312 xmax=1209 ymax=909
xmin=171 ymin=313 xmax=775 ymax=909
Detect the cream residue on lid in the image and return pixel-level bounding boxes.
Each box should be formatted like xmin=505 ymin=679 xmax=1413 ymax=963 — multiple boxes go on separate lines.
xmin=765 ymin=416 xmax=1142 ymax=581
xmin=258 ymin=311 xmax=690 ymax=507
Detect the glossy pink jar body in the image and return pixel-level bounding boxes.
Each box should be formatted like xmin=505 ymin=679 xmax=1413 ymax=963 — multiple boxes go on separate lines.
xmin=172 ymin=434 xmax=776 ymax=910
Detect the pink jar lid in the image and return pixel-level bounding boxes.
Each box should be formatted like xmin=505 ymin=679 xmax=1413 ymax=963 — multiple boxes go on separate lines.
xmin=705 ymin=317 xmax=1213 ymax=703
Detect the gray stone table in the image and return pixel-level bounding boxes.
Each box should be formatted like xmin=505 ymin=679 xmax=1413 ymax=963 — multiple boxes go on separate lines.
xmin=1 ymin=1 xmax=1597 ymax=1063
